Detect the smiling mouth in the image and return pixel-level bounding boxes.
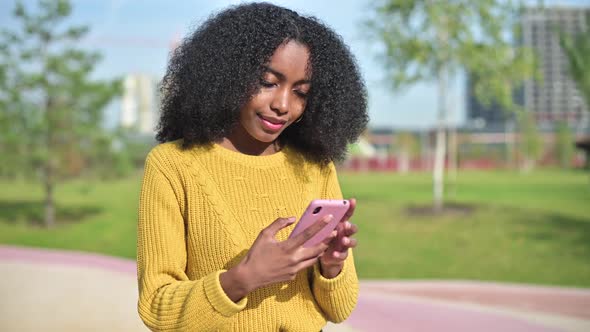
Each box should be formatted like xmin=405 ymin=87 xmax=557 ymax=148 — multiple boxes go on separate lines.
xmin=258 ymin=114 xmax=286 ymax=132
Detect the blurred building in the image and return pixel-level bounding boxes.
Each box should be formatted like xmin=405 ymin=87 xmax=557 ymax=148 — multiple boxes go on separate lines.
xmin=120 ymin=73 xmax=160 ymax=135
xmin=465 ymin=4 xmax=589 ymax=133
xmin=521 ymin=5 xmax=589 ymax=130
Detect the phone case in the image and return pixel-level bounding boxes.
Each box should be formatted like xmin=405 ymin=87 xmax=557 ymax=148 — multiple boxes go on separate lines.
xmin=289 ymin=199 xmax=350 ymax=248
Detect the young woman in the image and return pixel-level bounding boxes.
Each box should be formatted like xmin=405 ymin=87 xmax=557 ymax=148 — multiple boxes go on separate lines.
xmin=137 ymin=3 xmax=368 ymax=331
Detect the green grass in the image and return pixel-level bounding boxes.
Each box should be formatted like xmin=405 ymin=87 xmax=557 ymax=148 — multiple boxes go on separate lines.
xmin=1 ymin=170 xmax=589 ymax=287
xmin=340 ymin=170 xmax=590 ymax=287
xmin=0 ymin=174 xmax=141 ymax=258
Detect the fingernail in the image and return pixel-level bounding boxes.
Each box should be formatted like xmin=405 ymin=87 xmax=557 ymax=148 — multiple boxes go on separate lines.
xmin=287 ymin=217 xmax=296 ymax=222
xmin=325 ymin=214 xmax=333 ymax=223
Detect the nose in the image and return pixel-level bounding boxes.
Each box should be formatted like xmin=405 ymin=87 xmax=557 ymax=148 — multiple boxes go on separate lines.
xmin=270 ymin=87 xmax=289 ymax=115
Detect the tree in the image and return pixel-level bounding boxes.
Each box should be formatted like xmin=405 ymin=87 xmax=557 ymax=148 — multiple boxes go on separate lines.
xmin=391 ymin=131 xmax=418 ymax=174
xmin=517 ymin=111 xmax=542 ymax=172
xmin=0 ymin=0 xmax=120 ymax=227
xmin=366 ymin=0 xmax=536 ymax=212
xmin=557 ymin=12 xmax=590 ymax=113
xmin=555 ymin=121 xmax=574 ymax=169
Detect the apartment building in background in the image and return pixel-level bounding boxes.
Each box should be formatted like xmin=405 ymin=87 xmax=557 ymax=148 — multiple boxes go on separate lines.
xmin=120 ymin=73 xmax=160 ymax=135
xmin=466 ymin=4 xmax=589 ymax=133
xmin=521 ymin=5 xmax=589 ymax=131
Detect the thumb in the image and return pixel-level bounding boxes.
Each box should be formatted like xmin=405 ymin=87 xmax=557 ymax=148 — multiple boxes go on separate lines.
xmin=265 ymin=216 xmax=296 ymax=236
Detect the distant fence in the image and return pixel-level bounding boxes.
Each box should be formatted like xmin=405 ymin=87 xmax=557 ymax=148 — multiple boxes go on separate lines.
xmin=341 ymin=157 xmax=500 ymax=172
xmin=340 ymin=155 xmax=586 ymax=172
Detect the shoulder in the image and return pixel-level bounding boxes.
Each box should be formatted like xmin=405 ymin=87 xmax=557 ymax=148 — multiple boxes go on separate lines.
xmin=289 ymin=151 xmax=337 ymax=182
xmin=145 ymin=139 xmax=200 ymax=173
xmin=285 ymin=146 xmax=338 ymax=172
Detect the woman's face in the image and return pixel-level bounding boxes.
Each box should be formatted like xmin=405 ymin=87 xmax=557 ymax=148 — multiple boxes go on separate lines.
xmin=238 ymin=40 xmax=311 ymax=144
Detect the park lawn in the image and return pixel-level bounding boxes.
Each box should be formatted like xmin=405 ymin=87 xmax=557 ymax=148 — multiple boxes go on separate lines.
xmin=1 ymin=170 xmax=589 ymax=287
xmin=340 ymin=170 xmax=590 ymax=287
xmin=0 ymin=174 xmax=141 ymax=258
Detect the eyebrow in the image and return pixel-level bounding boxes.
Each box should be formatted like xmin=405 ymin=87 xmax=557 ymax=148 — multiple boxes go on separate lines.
xmin=263 ymin=66 xmax=311 ymax=85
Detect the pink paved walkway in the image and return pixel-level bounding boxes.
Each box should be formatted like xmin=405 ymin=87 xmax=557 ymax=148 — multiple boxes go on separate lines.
xmin=1 ymin=245 xmax=589 ymax=332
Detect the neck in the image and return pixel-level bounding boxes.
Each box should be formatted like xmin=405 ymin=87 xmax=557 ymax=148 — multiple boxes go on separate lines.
xmin=218 ymin=127 xmax=280 ymax=156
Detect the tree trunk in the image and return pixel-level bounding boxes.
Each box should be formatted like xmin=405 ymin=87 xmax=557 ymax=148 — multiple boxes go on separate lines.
xmin=43 ymin=93 xmax=56 ymax=228
xmin=433 ymin=124 xmax=446 ymax=212
xmin=448 ymin=126 xmax=457 ymax=198
xmin=398 ymin=149 xmax=409 ymax=174
xmin=521 ymin=157 xmax=535 ymax=174
xmin=44 ymin=163 xmax=55 ymax=228
xmin=421 ymin=132 xmax=430 ymax=171
xmin=433 ymin=68 xmax=448 ymax=213
xmin=433 ymin=14 xmax=449 ymax=213
xmin=505 ymin=120 xmax=515 ymax=169
xmin=432 ymin=81 xmax=447 ymax=212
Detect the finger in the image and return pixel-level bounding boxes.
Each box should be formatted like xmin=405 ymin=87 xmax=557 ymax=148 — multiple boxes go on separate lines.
xmin=331 ymin=234 xmax=356 ymax=255
xmin=328 ymin=223 xmax=347 ymax=253
xmin=294 ymin=229 xmax=336 ymax=262
xmin=326 ymin=230 xmax=338 ymax=244
xmin=332 ymin=249 xmax=349 ymax=260
xmin=341 ymin=198 xmax=356 ymax=222
xmin=263 ymin=217 xmax=296 ymax=238
xmin=313 ymin=229 xmax=338 ymax=253
xmin=288 ymin=214 xmax=333 ymax=249
xmin=342 ymin=237 xmax=357 ymax=248
xmin=334 ymin=221 xmax=346 ymax=237
xmin=295 ymin=255 xmax=321 ymax=272
xmin=344 ymin=222 xmax=358 ymax=236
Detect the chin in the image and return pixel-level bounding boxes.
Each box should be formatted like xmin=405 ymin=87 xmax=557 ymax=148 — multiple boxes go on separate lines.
xmin=256 ymin=133 xmax=280 ymax=143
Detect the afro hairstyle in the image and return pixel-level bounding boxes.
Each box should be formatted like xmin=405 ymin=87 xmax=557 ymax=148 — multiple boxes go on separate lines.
xmin=156 ymin=2 xmax=368 ymax=164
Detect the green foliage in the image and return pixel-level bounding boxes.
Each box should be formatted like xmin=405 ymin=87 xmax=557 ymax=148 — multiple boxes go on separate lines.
xmin=365 ymin=0 xmax=537 ymax=113
xmin=0 ymin=0 xmax=120 ymax=226
xmin=555 ymin=121 xmax=574 ymax=169
xmin=557 ymin=12 xmax=590 ymax=111
xmin=459 ymin=143 xmax=504 ymax=162
xmin=517 ymin=111 xmax=542 ymax=167
xmin=0 ymin=0 xmax=120 ymax=181
xmin=391 ymin=131 xmax=419 ymax=156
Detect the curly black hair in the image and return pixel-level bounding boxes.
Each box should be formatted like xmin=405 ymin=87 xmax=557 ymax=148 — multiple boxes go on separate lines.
xmin=156 ymin=2 xmax=368 ymax=163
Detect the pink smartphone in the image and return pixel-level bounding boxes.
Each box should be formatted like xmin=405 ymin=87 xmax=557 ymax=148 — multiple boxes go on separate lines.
xmin=289 ymin=199 xmax=350 ymax=248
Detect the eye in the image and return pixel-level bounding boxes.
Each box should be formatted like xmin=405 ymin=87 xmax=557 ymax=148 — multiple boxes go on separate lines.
xmin=294 ymin=90 xmax=308 ymax=98
xmin=260 ymin=80 xmax=276 ymax=88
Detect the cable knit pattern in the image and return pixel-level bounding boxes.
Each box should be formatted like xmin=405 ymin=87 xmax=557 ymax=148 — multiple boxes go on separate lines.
xmin=137 ymin=140 xmax=358 ymax=331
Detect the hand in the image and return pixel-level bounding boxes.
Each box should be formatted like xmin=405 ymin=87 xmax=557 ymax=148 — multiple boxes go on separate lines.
xmin=319 ymin=198 xmax=358 ymax=279
xmin=220 ymin=214 xmax=336 ymax=302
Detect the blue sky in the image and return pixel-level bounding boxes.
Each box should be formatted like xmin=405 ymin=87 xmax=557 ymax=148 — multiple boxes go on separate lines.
xmin=1 ymin=0 xmax=588 ymax=129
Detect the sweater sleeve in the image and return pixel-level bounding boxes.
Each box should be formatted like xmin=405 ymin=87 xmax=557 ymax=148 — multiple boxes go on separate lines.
xmin=137 ymin=151 xmax=247 ymax=331
xmin=312 ymin=163 xmax=360 ymax=323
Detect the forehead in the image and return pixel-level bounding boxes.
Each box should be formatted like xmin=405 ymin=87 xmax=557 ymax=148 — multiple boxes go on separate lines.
xmin=267 ymin=40 xmax=311 ymax=79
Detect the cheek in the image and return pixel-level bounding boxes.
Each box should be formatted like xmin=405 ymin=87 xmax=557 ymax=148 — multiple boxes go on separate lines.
xmin=293 ymin=97 xmax=307 ymax=113
xmin=240 ymin=98 xmax=261 ymax=119
xmin=243 ymin=93 xmax=270 ymax=114
xmin=293 ymin=102 xmax=306 ymax=118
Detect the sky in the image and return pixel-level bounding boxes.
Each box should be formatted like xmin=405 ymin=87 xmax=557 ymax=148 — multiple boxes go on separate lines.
xmin=1 ymin=0 xmax=588 ymax=130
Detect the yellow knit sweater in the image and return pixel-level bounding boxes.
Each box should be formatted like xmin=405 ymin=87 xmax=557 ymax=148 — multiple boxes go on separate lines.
xmin=137 ymin=140 xmax=359 ymax=332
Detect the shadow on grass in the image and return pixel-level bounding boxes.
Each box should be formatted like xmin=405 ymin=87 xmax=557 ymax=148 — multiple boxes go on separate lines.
xmin=0 ymin=200 xmax=103 ymax=227
xmin=405 ymin=202 xmax=478 ymax=217
xmin=511 ymin=209 xmax=590 ymax=251
xmin=402 ymin=201 xmax=590 ymax=255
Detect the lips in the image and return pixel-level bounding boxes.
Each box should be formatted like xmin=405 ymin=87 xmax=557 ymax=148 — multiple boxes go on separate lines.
xmin=258 ymin=114 xmax=286 ymax=132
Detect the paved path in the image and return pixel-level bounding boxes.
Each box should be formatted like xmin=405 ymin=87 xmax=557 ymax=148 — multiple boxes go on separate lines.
xmin=1 ymin=245 xmax=589 ymax=332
